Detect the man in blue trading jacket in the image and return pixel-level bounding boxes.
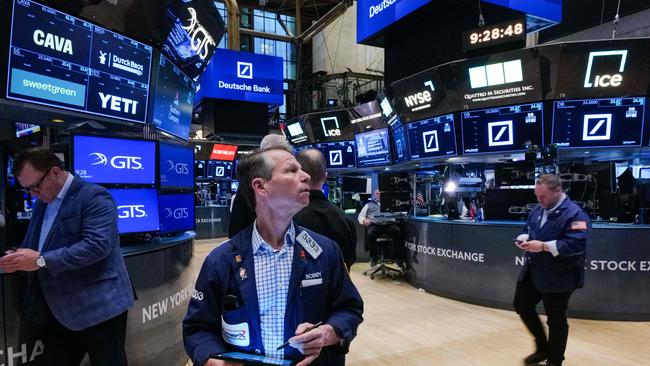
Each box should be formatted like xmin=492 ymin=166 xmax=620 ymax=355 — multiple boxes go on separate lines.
xmin=184 ymin=147 xmax=364 ymax=366
xmin=513 ymin=174 xmax=591 ymax=366
xmin=0 ymin=148 xmax=134 ymax=366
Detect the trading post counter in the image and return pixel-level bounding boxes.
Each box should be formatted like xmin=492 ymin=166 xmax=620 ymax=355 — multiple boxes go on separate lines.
xmin=0 ymin=232 xmax=199 ymax=366
xmin=403 ymin=218 xmax=650 ymax=321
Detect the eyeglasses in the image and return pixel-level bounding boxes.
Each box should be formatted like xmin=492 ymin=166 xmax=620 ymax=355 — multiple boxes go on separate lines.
xmin=24 ymin=167 xmax=52 ymax=193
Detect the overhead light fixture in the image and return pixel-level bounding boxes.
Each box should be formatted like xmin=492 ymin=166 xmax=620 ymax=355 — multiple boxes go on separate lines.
xmin=51 ymin=118 xmax=65 ymax=123
xmin=444 ymin=181 xmax=458 ymax=193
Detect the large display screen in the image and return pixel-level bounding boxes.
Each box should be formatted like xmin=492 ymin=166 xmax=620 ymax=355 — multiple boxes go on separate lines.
xmin=7 ymin=0 xmax=152 ymax=123
xmin=151 ymin=55 xmax=195 ymax=140
xmin=357 ymin=0 xmax=432 ymax=44
xmin=355 ymin=128 xmax=392 ymax=167
xmin=306 ymin=110 xmax=353 ymax=143
xmin=108 ymin=188 xmax=160 ymax=234
xmin=552 ymin=97 xmax=646 ymax=148
xmin=194 ymin=160 xmax=206 ymax=179
xmin=455 ymin=49 xmax=542 ymax=110
xmin=391 ymin=124 xmax=410 ymax=164
xmin=461 ymin=102 xmax=544 ymax=154
xmin=377 ymin=89 xmax=400 ymax=127
xmin=407 ymin=113 xmax=457 ymax=159
xmin=159 ymin=142 xmax=194 ymax=189
xmin=347 ymin=101 xmax=384 ymax=134
xmin=207 ymin=160 xmax=233 ymax=179
xmin=73 ymin=135 xmax=156 ymax=184
xmin=284 ymin=118 xmax=309 ymax=145
xmin=314 ymin=141 xmax=356 ymax=169
xmin=158 ymin=193 xmax=195 ymax=234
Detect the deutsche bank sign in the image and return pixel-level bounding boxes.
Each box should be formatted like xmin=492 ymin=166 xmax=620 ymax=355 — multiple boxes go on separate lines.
xmin=357 ymin=0 xmax=432 ymax=44
xmin=196 ymin=49 xmax=283 ymax=105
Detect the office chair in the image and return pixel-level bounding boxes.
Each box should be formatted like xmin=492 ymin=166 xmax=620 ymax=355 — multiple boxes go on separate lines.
xmin=362 ymin=230 xmax=404 ymax=280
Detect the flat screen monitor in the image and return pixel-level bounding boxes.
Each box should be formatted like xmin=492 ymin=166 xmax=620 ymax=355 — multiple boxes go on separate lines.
xmin=7 ymin=0 xmax=152 ymax=123
xmin=158 ymin=193 xmax=195 ymax=234
xmin=380 ymin=192 xmax=411 ymax=213
xmin=15 ymin=123 xmax=41 ymax=138
xmin=314 ymin=141 xmax=356 ymax=169
xmin=151 ymin=54 xmax=195 ymax=140
xmin=355 ymin=128 xmax=392 ymax=167
xmin=341 ymin=176 xmax=369 ymax=192
xmin=108 ymin=188 xmax=159 ymax=234
xmin=194 ymin=160 xmax=206 ymax=179
xmin=377 ymin=90 xmax=400 ymax=128
xmin=407 ymin=113 xmax=458 ymax=160
xmin=391 ymin=124 xmax=410 ymax=164
xmin=552 ymin=97 xmax=645 ymax=148
xmin=347 ymin=101 xmax=384 ymax=134
xmin=73 ymin=135 xmax=156 ymax=185
xmin=208 ymin=144 xmax=238 ymax=161
xmin=461 ymin=102 xmax=544 ymax=154
xmin=231 ymin=180 xmax=239 ymax=192
xmin=207 ymin=160 xmax=233 ymax=179
xmin=284 ymin=119 xmax=309 ymax=145
xmin=159 ymin=142 xmax=194 ymax=189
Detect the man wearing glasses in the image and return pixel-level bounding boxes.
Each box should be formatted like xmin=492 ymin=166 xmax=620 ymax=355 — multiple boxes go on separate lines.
xmin=0 ymin=148 xmax=134 ymax=366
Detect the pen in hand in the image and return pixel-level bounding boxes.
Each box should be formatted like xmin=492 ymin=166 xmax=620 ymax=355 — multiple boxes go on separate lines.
xmin=276 ymin=321 xmax=323 ymax=350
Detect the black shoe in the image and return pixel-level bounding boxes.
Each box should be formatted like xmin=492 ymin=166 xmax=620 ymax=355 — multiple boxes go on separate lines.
xmin=545 ymin=361 xmax=561 ymax=366
xmin=523 ymin=350 xmax=548 ymax=365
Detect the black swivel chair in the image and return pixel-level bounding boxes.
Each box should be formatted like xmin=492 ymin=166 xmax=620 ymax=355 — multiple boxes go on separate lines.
xmin=362 ymin=228 xmax=404 ymax=280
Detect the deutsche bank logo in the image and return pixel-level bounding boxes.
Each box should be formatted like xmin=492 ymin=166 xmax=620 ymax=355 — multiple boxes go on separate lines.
xmin=488 ymin=121 xmax=514 ymax=146
xmin=215 ymin=166 xmax=225 ymax=177
xmin=583 ymin=50 xmax=627 ymax=88
xmin=237 ymin=61 xmax=253 ymax=79
xmin=422 ymin=130 xmax=439 ymax=153
xmin=329 ymin=150 xmax=343 ymax=166
xmin=582 ymin=114 xmax=612 ymax=141
xmin=469 ymin=59 xmax=523 ymax=89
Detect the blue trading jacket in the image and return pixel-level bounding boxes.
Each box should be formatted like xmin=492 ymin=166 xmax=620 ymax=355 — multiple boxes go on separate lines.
xmin=183 ymin=224 xmax=364 ymax=366
xmin=519 ymin=197 xmax=591 ymax=293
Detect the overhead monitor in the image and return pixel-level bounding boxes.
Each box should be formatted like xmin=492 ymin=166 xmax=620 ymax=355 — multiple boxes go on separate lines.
xmin=15 ymin=123 xmax=41 ymax=138
xmin=194 ymin=160 xmax=206 ymax=179
xmin=73 ymin=135 xmax=156 ymax=185
xmin=377 ymin=89 xmax=400 ymax=127
xmin=284 ymin=118 xmax=309 ymax=145
xmin=390 ymin=124 xmax=410 ymax=164
xmin=7 ymin=0 xmax=152 ymax=123
xmin=108 ymin=188 xmax=160 ymax=234
xmin=347 ymin=101 xmax=384 ymax=134
xmin=209 ymin=143 xmax=238 ymax=161
xmin=461 ymin=102 xmax=544 ymax=154
xmin=306 ymin=110 xmax=353 ymax=143
xmin=407 ymin=113 xmax=457 ymax=159
xmin=206 ymin=160 xmax=233 ymax=179
xmin=158 ymin=193 xmax=195 ymax=235
xmin=552 ymin=97 xmax=645 ymax=149
xmin=159 ymin=142 xmax=194 ymax=189
xmin=314 ymin=141 xmax=356 ymax=169
xmin=150 ymin=54 xmax=195 ymax=140
xmin=355 ymin=128 xmax=392 ymax=168
xmin=357 ymin=0 xmax=432 ymax=45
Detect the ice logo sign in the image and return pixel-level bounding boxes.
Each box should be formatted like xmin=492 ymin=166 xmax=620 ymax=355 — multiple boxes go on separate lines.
xmin=321 ymin=117 xmax=341 ymax=137
xmin=422 ymin=130 xmax=439 ymax=153
xmin=582 ymin=114 xmax=612 ymax=141
xmin=488 ymin=121 xmax=514 ymax=146
xmin=583 ymin=50 xmax=627 ymax=88
xmin=117 ymin=205 xmax=146 ymax=218
xmin=165 ymin=207 xmax=189 ymax=219
xmin=329 ymin=150 xmax=343 ymax=166
xmin=237 ymin=61 xmax=253 ymax=79
xmin=167 ymin=160 xmax=190 ymax=174
xmin=89 ymin=153 xmax=143 ymax=170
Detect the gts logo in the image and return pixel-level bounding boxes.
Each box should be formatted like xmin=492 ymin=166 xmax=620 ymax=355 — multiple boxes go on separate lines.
xmin=90 ymin=153 xmax=143 ymax=170
xmin=166 ymin=160 xmax=189 ymax=174
xmin=117 ymin=205 xmax=146 ymax=219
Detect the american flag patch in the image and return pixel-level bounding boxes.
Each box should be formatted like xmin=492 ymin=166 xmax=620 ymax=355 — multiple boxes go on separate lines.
xmin=571 ymin=221 xmax=587 ymax=230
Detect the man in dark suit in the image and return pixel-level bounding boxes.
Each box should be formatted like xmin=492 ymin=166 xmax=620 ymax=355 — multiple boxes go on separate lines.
xmin=513 ymin=174 xmax=591 ymax=366
xmin=294 ymin=148 xmax=357 ymax=271
xmin=0 ymin=148 xmax=134 ymax=366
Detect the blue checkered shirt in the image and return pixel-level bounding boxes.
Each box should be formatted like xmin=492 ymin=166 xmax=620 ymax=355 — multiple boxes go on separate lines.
xmin=252 ymin=221 xmax=296 ymax=359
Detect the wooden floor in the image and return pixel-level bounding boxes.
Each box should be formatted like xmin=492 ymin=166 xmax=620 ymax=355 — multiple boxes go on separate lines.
xmin=191 ymin=239 xmax=650 ymax=366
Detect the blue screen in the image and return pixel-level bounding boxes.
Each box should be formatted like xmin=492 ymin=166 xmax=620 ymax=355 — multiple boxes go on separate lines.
xmin=552 ymin=97 xmax=646 ymax=149
xmin=391 ymin=124 xmax=410 ymax=163
xmin=357 ymin=0 xmax=432 ymax=44
xmin=207 ymin=161 xmax=233 ymax=179
xmin=483 ymin=0 xmax=562 ymax=22
xmin=355 ymin=128 xmax=392 ymax=167
xmin=196 ymin=49 xmax=284 ymax=105
xmin=159 ymin=142 xmax=194 ymax=189
xmin=7 ymin=0 xmax=152 ymax=123
xmin=407 ymin=114 xmax=458 ymax=159
xmin=158 ymin=193 xmax=195 ymax=234
xmin=461 ymin=103 xmax=543 ymax=154
xmin=314 ymin=141 xmax=356 ymax=169
xmin=108 ymin=188 xmax=159 ymax=234
xmin=195 ymin=160 xmax=206 ymax=179
xmin=73 ymin=135 xmax=156 ymax=184
xmin=151 ymin=55 xmax=195 ymax=140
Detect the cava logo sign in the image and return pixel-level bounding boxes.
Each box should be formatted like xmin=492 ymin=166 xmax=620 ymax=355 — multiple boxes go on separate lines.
xmin=182 ymin=7 xmax=216 ymax=60
xmin=165 ymin=207 xmax=189 ymax=219
xmin=89 ymin=153 xmax=143 ymax=170
xmin=167 ymin=160 xmax=190 ymax=175
xmin=33 ymin=29 xmax=73 ymax=55
xmin=404 ymin=80 xmax=435 ymax=111
xmin=117 ymin=205 xmax=146 ymax=219
xmin=583 ymin=50 xmax=627 ymax=88
xmin=321 ymin=117 xmax=341 ymax=137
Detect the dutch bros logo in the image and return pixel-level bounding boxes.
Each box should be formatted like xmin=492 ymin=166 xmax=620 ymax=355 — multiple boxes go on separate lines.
xmin=329 ymin=150 xmax=343 ymax=166
xmin=582 ymin=114 xmax=612 ymax=141
xmin=117 ymin=205 xmax=146 ymax=218
xmin=166 ymin=160 xmax=190 ymax=175
xmin=469 ymin=59 xmax=523 ymax=89
xmin=488 ymin=120 xmax=514 ymax=146
xmin=89 ymin=152 xmax=143 ymax=170
xmin=422 ymin=130 xmax=439 ymax=153
xmin=583 ymin=50 xmax=627 ymax=88
xmin=237 ymin=61 xmax=253 ymax=79
xmin=321 ymin=117 xmax=341 ymax=137
xmin=165 ymin=207 xmax=189 ymax=219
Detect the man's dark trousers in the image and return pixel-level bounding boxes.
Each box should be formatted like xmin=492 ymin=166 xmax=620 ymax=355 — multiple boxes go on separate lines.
xmin=366 ymin=223 xmax=401 ymax=262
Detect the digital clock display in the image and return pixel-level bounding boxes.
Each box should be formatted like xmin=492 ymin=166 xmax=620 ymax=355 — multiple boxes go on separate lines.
xmin=463 ymin=19 xmax=526 ymax=52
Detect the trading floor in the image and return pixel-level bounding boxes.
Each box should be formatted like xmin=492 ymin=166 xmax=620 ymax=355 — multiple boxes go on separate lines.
xmin=190 ymin=239 xmax=650 ymax=366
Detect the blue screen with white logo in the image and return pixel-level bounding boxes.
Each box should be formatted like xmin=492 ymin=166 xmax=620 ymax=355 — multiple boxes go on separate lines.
xmin=108 ymin=188 xmax=160 ymax=234
xmin=159 ymin=142 xmax=194 ymax=189
xmin=461 ymin=103 xmax=543 ymax=154
xmin=357 ymin=0 xmax=432 ymax=44
xmin=158 ymin=193 xmax=195 ymax=234
xmin=73 ymin=135 xmax=156 ymax=184
xmin=390 ymin=124 xmax=410 ymax=164
xmin=207 ymin=161 xmax=233 ymax=179
xmin=552 ymin=97 xmax=645 ymax=149
xmin=355 ymin=128 xmax=392 ymax=167
xmin=407 ymin=114 xmax=457 ymax=160
xmin=7 ymin=0 xmax=152 ymax=123
xmin=195 ymin=48 xmax=284 ymax=105
xmin=314 ymin=141 xmax=356 ymax=169
xmin=151 ymin=55 xmax=195 ymax=140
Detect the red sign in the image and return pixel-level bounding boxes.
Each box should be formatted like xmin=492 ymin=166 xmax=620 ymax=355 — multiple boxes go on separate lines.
xmin=209 ymin=144 xmax=238 ymax=161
